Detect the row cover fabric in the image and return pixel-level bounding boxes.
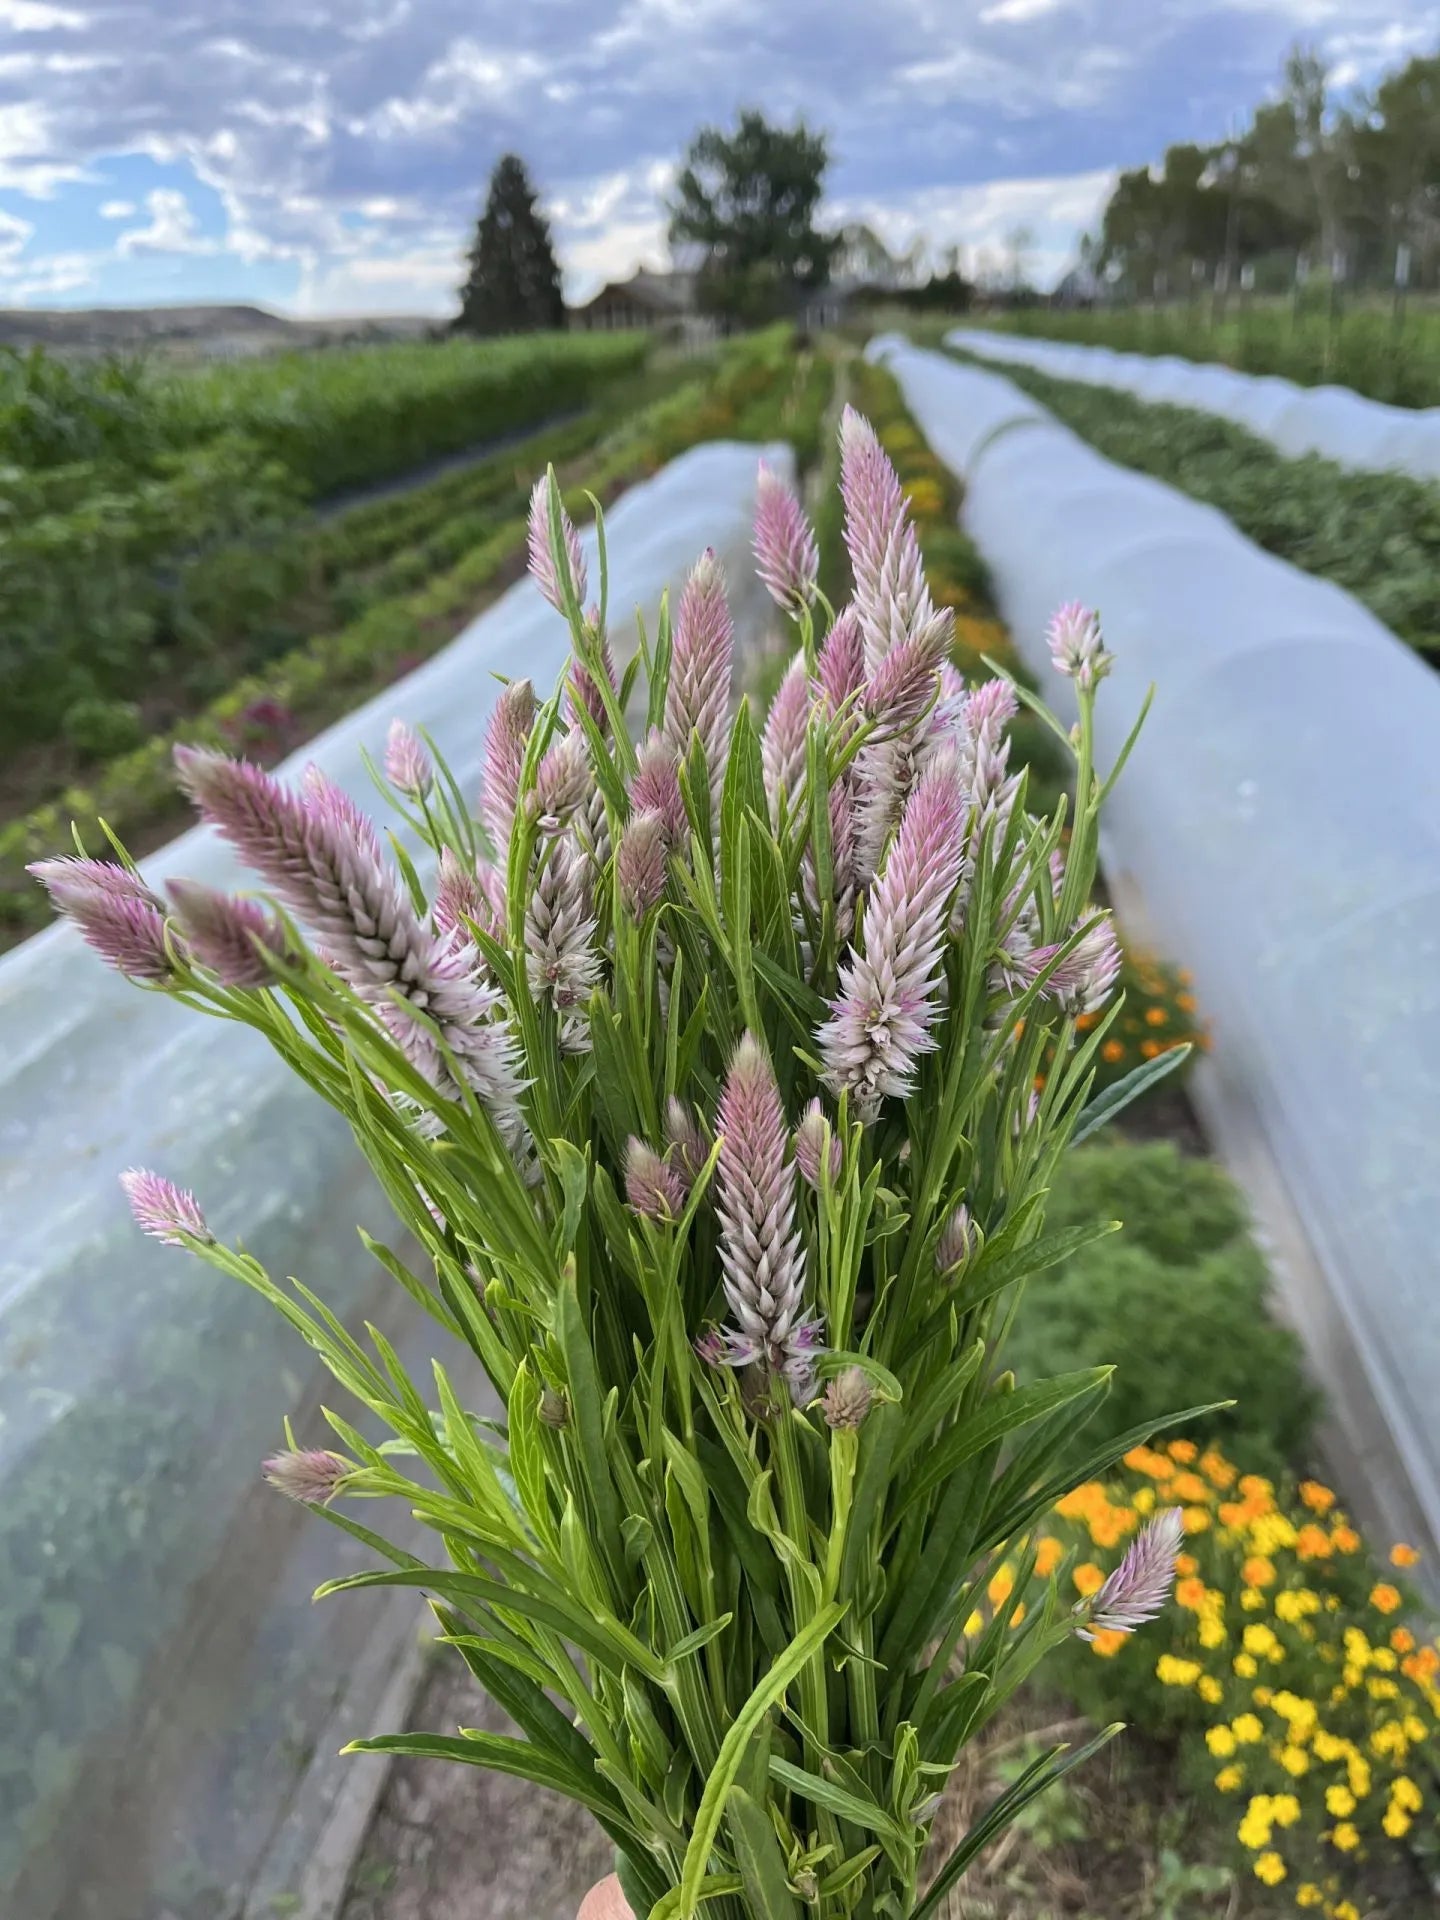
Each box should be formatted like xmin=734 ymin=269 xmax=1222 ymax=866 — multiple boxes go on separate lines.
xmin=872 ymin=336 xmax=1440 ymax=1559
xmin=0 ymin=440 xmax=790 ymax=1920
xmin=947 ymin=326 xmax=1440 ymax=484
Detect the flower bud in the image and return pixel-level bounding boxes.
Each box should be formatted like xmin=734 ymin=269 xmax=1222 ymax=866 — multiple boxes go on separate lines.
xmin=822 ymin=1366 xmax=872 ymax=1430
xmin=936 ymin=1202 xmax=977 ymax=1275
xmin=120 ymin=1168 xmax=212 ymax=1246
xmin=538 ymin=1388 xmax=571 ymax=1429
xmin=664 ymin=1097 xmax=710 ymax=1183
xmin=263 ymin=1448 xmax=352 ymax=1504
xmin=1045 ymin=601 xmax=1113 ymax=691
xmin=617 ymin=809 xmax=668 ymax=918
xmin=792 ymin=1098 xmax=841 ymax=1189
xmin=625 ymin=1138 xmax=689 ymax=1223
xmin=384 ymin=719 xmax=432 ymax=798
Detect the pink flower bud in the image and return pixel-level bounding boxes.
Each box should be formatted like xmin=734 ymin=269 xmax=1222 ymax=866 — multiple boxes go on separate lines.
xmin=167 ymin=879 xmax=288 ymax=987
xmin=263 ymin=1448 xmax=352 ymax=1505
xmin=625 ymin=1138 xmax=689 ymax=1222
xmin=617 ymin=809 xmax=668 ymax=918
xmin=753 ymin=461 xmax=819 ymax=613
xmin=120 ymin=1168 xmax=212 ymax=1245
xmin=384 ymin=720 xmax=432 ymax=798
xmin=30 ymin=857 xmax=172 ymax=982
xmin=792 ymin=1098 xmax=842 ymax=1188
xmin=527 ymin=475 xmax=587 ymax=615
xmin=1046 ymin=602 xmax=1113 ymax=691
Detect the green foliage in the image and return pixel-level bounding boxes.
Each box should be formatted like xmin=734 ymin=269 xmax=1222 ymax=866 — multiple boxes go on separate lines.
xmin=669 ymin=110 xmax=837 ymax=322
xmin=60 ymin=696 xmax=145 ymax=762
xmin=456 ymin=153 xmax=567 ymax=337
xmin=1007 ymin=1144 xmax=1317 ymax=1477
xmin=951 ymin=353 xmax=1440 ymax=655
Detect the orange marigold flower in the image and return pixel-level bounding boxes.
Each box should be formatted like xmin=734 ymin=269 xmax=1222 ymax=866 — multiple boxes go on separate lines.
xmin=1034 ymin=1536 xmax=1065 ymax=1579
xmin=1176 ymin=1553 xmax=1200 ymax=1577
xmin=1171 ymin=1471 xmax=1211 ymax=1504
xmin=1370 ymin=1584 xmax=1402 ymax=1616
xmin=1391 ymin=1543 xmax=1421 ymax=1568
xmin=1299 ymin=1482 xmax=1335 ymax=1514
xmin=1073 ymin=1563 xmax=1106 ymax=1597
xmin=1089 ymin=1627 xmax=1127 ymax=1658
xmin=1294 ymin=1526 xmax=1332 ymax=1561
xmin=1176 ymin=991 xmax=1197 ymax=1011
xmin=1140 ymin=1039 xmax=1162 ymax=1058
xmin=1075 ymin=1011 xmax=1096 ymax=1032
xmin=1167 ymin=1439 xmax=1199 ymax=1464
xmin=1145 ymin=1006 xmax=1168 ymax=1026
xmin=1332 ymin=1526 xmax=1361 ymax=1554
xmin=1101 ymin=1039 xmax=1125 ymax=1063
xmin=1176 ymin=1577 xmax=1208 ymax=1611
xmin=1199 ymin=1450 xmax=1236 ymax=1489
xmin=1242 ymin=1557 xmax=1277 ymax=1589
xmin=1390 ymin=1628 xmax=1416 ymax=1655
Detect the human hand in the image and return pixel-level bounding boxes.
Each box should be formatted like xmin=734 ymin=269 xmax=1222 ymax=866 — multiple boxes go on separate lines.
xmin=578 ymin=1873 xmax=633 ymax=1919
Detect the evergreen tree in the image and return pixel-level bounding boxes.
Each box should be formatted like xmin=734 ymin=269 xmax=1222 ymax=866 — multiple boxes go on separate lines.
xmin=457 ymin=155 xmax=566 ymax=335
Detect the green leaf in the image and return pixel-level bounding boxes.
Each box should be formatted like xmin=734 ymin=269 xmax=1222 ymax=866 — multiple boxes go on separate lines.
xmin=952 ymin=1219 xmax=1121 ymax=1313
xmin=667 ymin=1615 xmax=733 ymax=1665
xmin=343 ymin=1729 xmax=624 ymax=1824
xmin=1071 ymin=1044 xmax=1193 ymax=1145
xmin=551 ymin=1138 xmax=590 ymax=1255
xmin=727 ymin=1784 xmax=801 ymax=1920
xmin=677 ymin=1601 xmax=846 ymax=1917
xmin=556 ymin=1263 xmax=628 ymax=1596
xmin=768 ymin=1756 xmax=911 ymax=1855
xmin=908 ymin=1725 xmax=1123 ymax=1920
xmin=818 ymin=1846 xmax=883 ymax=1898
xmin=647 ymin=1876 xmax=744 ymax=1920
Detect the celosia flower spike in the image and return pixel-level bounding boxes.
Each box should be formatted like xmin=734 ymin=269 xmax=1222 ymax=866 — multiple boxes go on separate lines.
xmin=167 ymin=879 xmax=288 ymax=988
xmin=793 ymin=1098 xmax=842 ymax=1189
xmin=814 ymin=607 xmax=865 ymax=726
xmin=1076 ymin=1506 xmax=1184 ymax=1640
xmin=839 ymin=405 xmax=934 ymax=671
xmin=527 ymin=475 xmax=587 ymax=616
xmin=664 ymin=1097 xmax=710 ymax=1183
xmin=263 ymin=1449 xmax=352 ymax=1505
xmin=432 ymin=849 xmax=501 ymax=942
xmin=817 ymin=762 xmax=968 ymax=1116
xmin=822 ymin=1366 xmax=872 ymax=1430
xmin=663 ymin=547 xmax=734 ymax=809
xmin=762 ymin=654 xmax=810 ymax=820
xmin=1046 ymin=601 xmax=1113 ymax=691
xmin=30 ymin=856 xmax=172 ymax=982
xmin=753 ymin=461 xmax=819 ymax=614
xmin=708 ymin=1031 xmax=822 ymax=1402
xmin=631 ymin=729 xmax=688 ymax=847
xmin=624 ymin=1138 xmax=689 ymax=1223
xmin=480 ymin=678 xmax=536 ymax=858
xmin=120 ymin=1168 xmax=212 ymax=1245
xmin=384 ymin=720 xmax=432 ymax=799
xmin=617 ymin=810 xmax=668 ymax=918
xmin=567 ymin=630 xmax=617 ymax=737
xmin=1020 ymin=916 xmax=1122 ymax=1016
xmin=935 ymin=1203 xmax=976 ymax=1274
xmin=525 ymin=833 xmax=600 ymax=1041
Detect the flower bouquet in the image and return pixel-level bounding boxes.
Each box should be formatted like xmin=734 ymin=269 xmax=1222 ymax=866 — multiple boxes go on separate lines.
xmin=36 ymin=412 xmax=1205 ymax=1919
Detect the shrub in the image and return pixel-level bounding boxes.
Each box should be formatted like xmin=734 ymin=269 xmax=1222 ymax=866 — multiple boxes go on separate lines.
xmin=1043 ymin=1443 xmax=1440 ymax=1916
xmin=1007 ymin=1143 xmax=1318 ymax=1476
xmin=61 ymin=696 xmax=145 ymax=762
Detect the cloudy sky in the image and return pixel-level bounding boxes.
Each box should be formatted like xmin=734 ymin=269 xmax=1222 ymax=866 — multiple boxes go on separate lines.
xmin=0 ymin=0 xmax=1434 ymax=315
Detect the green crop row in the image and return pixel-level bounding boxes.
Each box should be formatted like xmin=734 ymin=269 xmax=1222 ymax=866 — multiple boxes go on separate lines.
xmin=982 ymin=300 xmax=1440 ymax=410
xmin=1 ymin=329 xmax=830 ymax=948
xmin=948 ymin=349 xmax=1440 ymax=657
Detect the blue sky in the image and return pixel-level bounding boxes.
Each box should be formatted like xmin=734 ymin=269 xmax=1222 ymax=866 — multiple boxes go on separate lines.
xmin=0 ymin=0 xmax=1434 ymax=315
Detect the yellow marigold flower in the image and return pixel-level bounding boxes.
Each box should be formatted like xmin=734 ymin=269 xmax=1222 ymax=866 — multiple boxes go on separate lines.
xmin=1233 ymin=1653 xmax=1258 ymax=1678
xmin=1199 ymin=1615 xmax=1227 ymax=1650
xmin=1330 ymin=1822 xmax=1360 ymax=1852
xmin=1240 ymin=1589 xmax=1266 ymax=1612
xmin=1269 ymin=1794 xmax=1300 ymax=1827
xmin=1182 ymin=1506 xmax=1211 ymax=1534
xmin=1325 ymin=1786 xmax=1356 ymax=1818
xmin=1252 ymin=1850 xmax=1286 ymax=1886
xmin=1279 ymin=1746 xmax=1310 ymax=1777
xmin=1391 ymin=1775 xmax=1423 ymax=1813
xmin=1333 ymin=1905 xmax=1360 ymax=1920
xmin=1295 ymin=1885 xmax=1323 ymax=1910
xmin=1248 ymin=1514 xmax=1297 ymax=1556
xmin=1383 ymin=1805 xmax=1412 ymax=1839
xmin=1313 ymin=1731 xmax=1347 ymax=1764
xmin=1237 ymin=1805 xmax=1272 ymax=1851
xmin=1215 ymin=1764 xmax=1245 ymax=1792
xmin=964 ymin=1611 xmax=984 ymax=1636
xmin=988 ymin=1565 xmax=1014 ymax=1607
xmin=1390 ymin=1543 xmax=1420 ymax=1568
xmin=1156 ymin=1655 xmax=1202 ymax=1688
xmin=1197 ymin=1674 xmax=1223 ymax=1705
xmin=1253 ymin=1686 xmax=1274 ymax=1707
xmin=1033 ymin=1535 xmax=1064 ymax=1578
xmin=1299 ymin=1481 xmax=1335 ymax=1514
xmin=1073 ymin=1563 xmax=1105 ymax=1597
xmin=1368 ymin=1677 xmax=1400 ymax=1701
xmin=1370 ymin=1720 xmax=1408 ymax=1761
xmin=1088 ymin=1627 xmax=1127 ymax=1658
xmin=1243 ymin=1623 xmax=1281 ymax=1659
xmin=1232 ymin=1713 xmax=1264 ymax=1744
xmin=1347 ymin=1754 xmax=1372 ymax=1798
xmin=1402 ymin=1714 xmax=1426 ymax=1743
xmin=1207 ymin=1725 xmax=1238 ymax=1758
xmin=1369 ymin=1646 xmax=1396 ymax=1671
xmin=1242 ymin=1556 xmax=1277 ymax=1589
xmin=1369 ymin=1583 xmax=1402 ymax=1615
xmin=1131 ymin=1485 xmax=1155 ymax=1515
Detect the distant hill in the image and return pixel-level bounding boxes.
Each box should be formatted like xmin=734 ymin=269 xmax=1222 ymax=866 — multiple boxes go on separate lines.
xmin=0 ymin=303 xmax=443 ymax=358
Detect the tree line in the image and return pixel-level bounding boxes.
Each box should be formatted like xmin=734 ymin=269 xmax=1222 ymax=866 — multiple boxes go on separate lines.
xmin=1087 ymin=47 xmax=1440 ymax=300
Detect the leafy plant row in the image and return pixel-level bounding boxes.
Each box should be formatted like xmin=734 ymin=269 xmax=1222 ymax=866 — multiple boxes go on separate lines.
xmin=0 ymin=332 xmax=833 ymax=948
xmin=947 ymin=349 xmax=1440 ymax=658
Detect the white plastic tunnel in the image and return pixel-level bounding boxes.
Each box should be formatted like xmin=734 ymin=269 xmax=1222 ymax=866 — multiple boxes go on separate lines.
xmin=947 ymin=325 xmax=1440 ymax=484
xmin=871 ymin=337 xmax=1440 ymax=1563
xmin=0 ymin=440 xmax=789 ymax=1920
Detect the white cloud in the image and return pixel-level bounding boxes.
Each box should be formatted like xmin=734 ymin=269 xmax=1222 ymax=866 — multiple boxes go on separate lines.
xmin=116 ymin=187 xmax=217 ymax=256
xmin=0 ymin=0 xmax=84 ymax=28
xmin=980 ymin=0 xmax=1067 ymax=22
xmin=0 ymin=206 xmax=34 ymax=259
xmin=0 ymin=99 xmax=81 ymax=194
xmin=99 ymin=198 xmax=135 ymax=218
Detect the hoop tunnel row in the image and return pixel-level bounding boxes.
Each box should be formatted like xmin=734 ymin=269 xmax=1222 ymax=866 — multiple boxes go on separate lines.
xmin=946 ymin=325 xmax=1440 ymax=483
xmin=870 ymin=332 xmax=1440 ymax=1568
xmin=0 ymin=441 xmax=790 ymax=1920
